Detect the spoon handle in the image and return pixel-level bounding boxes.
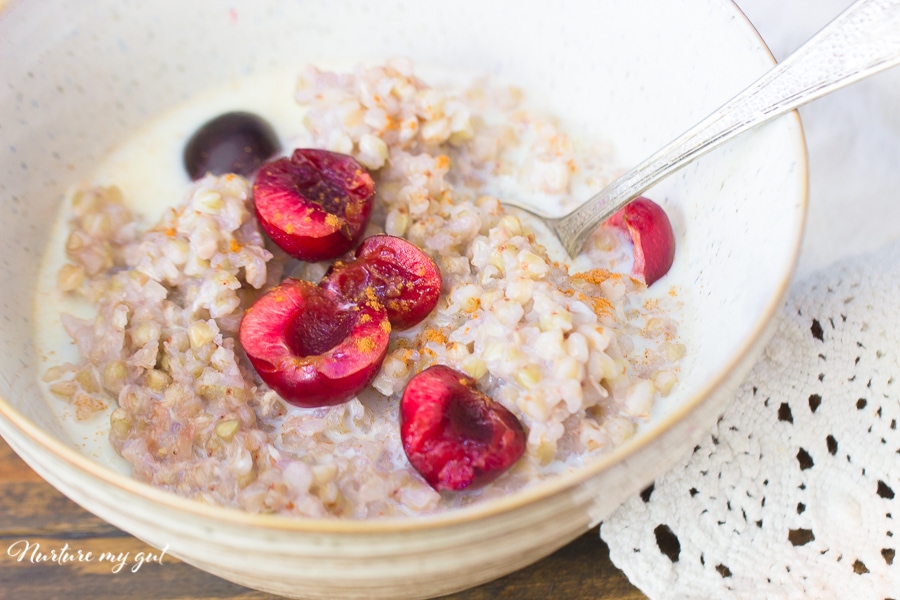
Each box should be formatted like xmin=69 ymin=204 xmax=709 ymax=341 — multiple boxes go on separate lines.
xmin=553 ymin=0 xmax=900 ymax=256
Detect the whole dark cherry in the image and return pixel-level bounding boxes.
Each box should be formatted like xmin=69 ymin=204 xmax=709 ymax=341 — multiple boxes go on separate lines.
xmin=183 ymin=111 xmax=280 ymax=180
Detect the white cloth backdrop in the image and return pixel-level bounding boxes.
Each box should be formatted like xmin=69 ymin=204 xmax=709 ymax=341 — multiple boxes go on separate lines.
xmin=737 ymin=0 xmax=900 ymax=280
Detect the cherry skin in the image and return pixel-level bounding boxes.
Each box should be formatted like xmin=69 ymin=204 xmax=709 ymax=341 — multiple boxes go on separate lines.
xmin=183 ymin=111 xmax=280 ymax=180
xmin=607 ymin=196 xmax=676 ymax=286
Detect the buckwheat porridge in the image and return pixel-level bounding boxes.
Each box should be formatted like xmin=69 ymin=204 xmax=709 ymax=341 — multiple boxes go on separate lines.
xmin=37 ymin=59 xmax=683 ymax=518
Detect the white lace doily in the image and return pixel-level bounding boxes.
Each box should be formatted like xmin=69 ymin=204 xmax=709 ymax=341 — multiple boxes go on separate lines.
xmin=601 ymin=242 xmax=900 ymax=599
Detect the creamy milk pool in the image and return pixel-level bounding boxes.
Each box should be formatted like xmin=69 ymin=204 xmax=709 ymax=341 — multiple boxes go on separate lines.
xmin=34 ymin=69 xmax=306 ymax=469
xmin=32 ymin=61 xmax=685 ymax=517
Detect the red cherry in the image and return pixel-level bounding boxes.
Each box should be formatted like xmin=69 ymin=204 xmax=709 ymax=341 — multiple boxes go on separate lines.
xmin=252 ymin=149 xmax=375 ymax=261
xmin=400 ymin=365 xmax=526 ymax=491
xmin=323 ymin=234 xmax=442 ymax=330
xmin=238 ymin=278 xmax=390 ymax=407
xmin=607 ymin=196 xmax=676 ymax=286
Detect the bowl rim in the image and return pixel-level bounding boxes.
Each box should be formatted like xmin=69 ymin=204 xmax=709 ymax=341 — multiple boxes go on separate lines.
xmin=0 ymin=0 xmax=809 ymax=535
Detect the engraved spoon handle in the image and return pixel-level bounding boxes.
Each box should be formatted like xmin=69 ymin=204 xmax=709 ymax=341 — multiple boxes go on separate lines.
xmin=547 ymin=0 xmax=900 ymax=256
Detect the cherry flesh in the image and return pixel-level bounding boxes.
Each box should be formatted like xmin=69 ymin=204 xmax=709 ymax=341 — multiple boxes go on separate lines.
xmin=323 ymin=234 xmax=442 ymax=330
xmin=252 ymin=149 xmax=375 ymax=262
xmin=238 ymin=278 xmax=390 ymax=408
xmin=400 ymin=365 xmax=526 ymax=491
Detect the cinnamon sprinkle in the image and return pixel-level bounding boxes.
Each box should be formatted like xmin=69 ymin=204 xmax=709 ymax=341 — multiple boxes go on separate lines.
xmin=419 ymin=327 xmax=448 ymax=345
xmin=571 ymin=268 xmax=619 ymax=286
xmin=356 ymin=337 xmax=376 ymax=353
xmin=575 ymin=292 xmax=615 ymax=319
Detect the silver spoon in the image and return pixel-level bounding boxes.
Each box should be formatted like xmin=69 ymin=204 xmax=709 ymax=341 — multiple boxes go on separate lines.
xmin=503 ymin=0 xmax=900 ymax=256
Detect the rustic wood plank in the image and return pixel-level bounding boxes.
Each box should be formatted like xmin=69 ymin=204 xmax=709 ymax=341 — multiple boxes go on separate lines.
xmin=0 ymin=438 xmax=43 ymax=482
xmin=442 ymin=531 xmax=646 ymax=600
xmin=0 ymin=481 xmax=123 ymax=538
xmin=0 ymin=436 xmax=644 ymax=599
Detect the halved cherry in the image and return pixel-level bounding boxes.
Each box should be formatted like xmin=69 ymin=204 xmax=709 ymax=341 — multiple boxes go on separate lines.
xmin=607 ymin=196 xmax=676 ymax=286
xmin=238 ymin=278 xmax=390 ymax=407
xmin=400 ymin=365 xmax=526 ymax=491
xmin=252 ymin=149 xmax=375 ymax=261
xmin=323 ymin=234 xmax=442 ymax=330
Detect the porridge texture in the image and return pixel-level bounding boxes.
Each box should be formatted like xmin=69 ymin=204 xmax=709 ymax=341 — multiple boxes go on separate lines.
xmin=43 ymin=59 xmax=683 ymax=518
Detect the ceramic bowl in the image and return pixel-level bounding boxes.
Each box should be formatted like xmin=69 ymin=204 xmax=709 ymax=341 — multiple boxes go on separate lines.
xmin=0 ymin=0 xmax=806 ymax=598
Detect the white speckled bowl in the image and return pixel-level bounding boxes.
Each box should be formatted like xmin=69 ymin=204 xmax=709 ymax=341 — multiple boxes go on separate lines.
xmin=0 ymin=0 xmax=806 ymax=598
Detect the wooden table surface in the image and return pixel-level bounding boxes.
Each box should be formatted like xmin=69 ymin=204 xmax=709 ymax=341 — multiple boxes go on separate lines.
xmin=0 ymin=437 xmax=645 ymax=599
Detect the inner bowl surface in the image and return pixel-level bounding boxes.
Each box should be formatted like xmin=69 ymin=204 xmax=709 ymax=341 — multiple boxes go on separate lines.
xmin=0 ymin=0 xmax=806 ymax=597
